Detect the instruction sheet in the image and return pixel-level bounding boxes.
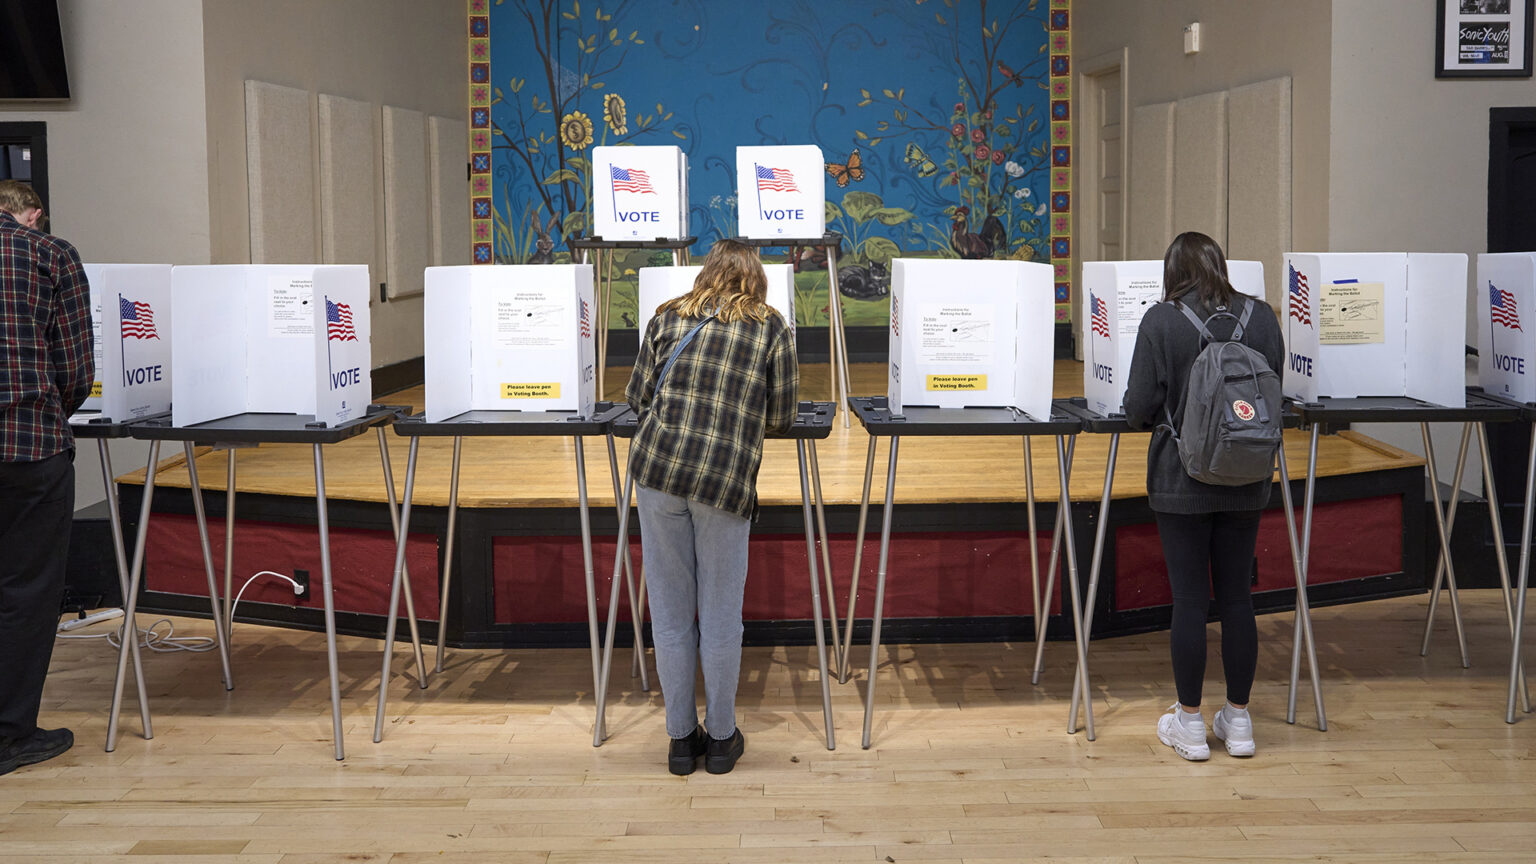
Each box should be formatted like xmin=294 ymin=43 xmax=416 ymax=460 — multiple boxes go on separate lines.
xmin=268 ymin=276 xmax=314 ymax=337
xmin=496 ymin=294 xmax=568 ymax=349
xmin=1319 ymin=280 xmax=1385 ymax=345
xmin=917 ymin=303 xmax=995 ymax=364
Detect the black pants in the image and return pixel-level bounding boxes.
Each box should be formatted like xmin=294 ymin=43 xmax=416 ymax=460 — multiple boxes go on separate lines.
xmin=0 ymin=451 xmax=73 ymax=741
xmin=1153 ymin=509 xmax=1261 ymax=709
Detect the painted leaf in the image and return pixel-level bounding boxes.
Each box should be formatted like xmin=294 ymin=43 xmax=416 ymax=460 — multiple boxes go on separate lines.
xmin=544 ymin=169 xmax=579 ymax=185
xmin=863 ymin=236 xmax=900 ymax=264
xmin=824 ymin=201 xmax=843 ymax=223
xmin=841 ymin=190 xmax=884 ymax=221
xmin=872 ymin=207 xmax=913 ymax=226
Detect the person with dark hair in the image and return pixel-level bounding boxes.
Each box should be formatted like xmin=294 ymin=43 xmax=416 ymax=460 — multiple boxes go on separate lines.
xmin=625 ymin=238 xmax=798 ymax=775
xmin=1122 ymin=231 xmax=1285 ymax=761
xmin=0 ymin=179 xmax=91 ymax=775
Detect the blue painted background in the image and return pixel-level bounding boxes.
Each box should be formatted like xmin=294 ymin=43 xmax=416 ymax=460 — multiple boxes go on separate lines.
xmin=488 ymin=0 xmax=1051 ymax=326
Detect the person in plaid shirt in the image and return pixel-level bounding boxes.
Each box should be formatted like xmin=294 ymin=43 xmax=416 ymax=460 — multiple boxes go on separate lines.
xmin=626 ymin=239 xmax=797 ymax=775
xmin=0 ymin=179 xmax=92 ymax=775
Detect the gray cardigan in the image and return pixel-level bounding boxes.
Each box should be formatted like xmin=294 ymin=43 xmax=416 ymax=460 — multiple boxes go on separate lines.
xmin=1121 ymin=295 xmax=1286 ymax=514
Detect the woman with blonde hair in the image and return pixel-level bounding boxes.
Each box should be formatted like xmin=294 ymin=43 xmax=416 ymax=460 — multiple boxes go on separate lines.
xmin=625 ymin=238 xmax=798 ymax=774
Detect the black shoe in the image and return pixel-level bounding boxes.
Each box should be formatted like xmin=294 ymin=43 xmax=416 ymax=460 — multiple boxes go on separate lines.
xmin=704 ymin=728 xmax=745 ymax=775
xmin=0 ymin=728 xmax=74 ymax=776
xmin=667 ymin=726 xmax=707 ymax=776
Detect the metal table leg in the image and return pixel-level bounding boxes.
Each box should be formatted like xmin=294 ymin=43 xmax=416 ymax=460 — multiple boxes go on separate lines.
xmin=1509 ymin=427 xmax=1536 ymax=723
xmin=798 ymin=440 xmax=836 ymax=749
xmin=824 ymin=244 xmax=853 ymax=429
xmin=1419 ymin=422 xmax=1470 ymax=668
xmin=223 ymin=449 xmax=236 ymax=641
xmin=573 ymin=437 xmax=605 ymax=745
xmin=1421 ymin=424 xmax=1472 ymax=657
xmin=433 ymin=436 xmax=463 ymax=674
xmin=106 ymin=441 xmax=161 ymax=752
xmin=373 ymin=437 xmax=420 ymax=743
xmin=861 ymin=436 xmax=900 ymax=750
xmin=1023 ymin=438 xmax=1041 ymax=680
xmin=312 ymin=444 xmax=346 ymax=760
xmin=376 ymin=428 xmax=427 ymax=687
xmin=1031 ymin=438 xmax=1076 ymax=685
xmin=839 ymin=436 xmax=878 ymax=683
xmin=1474 ymin=423 xmax=1530 ymax=712
xmin=594 ymin=468 xmax=636 ymax=745
xmin=97 ymin=440 xmax=151 ymax=740
xmin=1069 ymin=433 xmax=1117 ymax=736
xmin=605 ymin=433 xmax=649 ymax=692
xmin=1287 ymin=425 xmax=1327 ymax=730
xmin=807 ymin=443 xmax=843 ymax=672
xmin=1054 ymin=435 xmax=1092 ymax=739
xmin=1277 ymin=438 xmax=1324 ymax=730
xmin=184 ymin=443 xmax=235 ymax=691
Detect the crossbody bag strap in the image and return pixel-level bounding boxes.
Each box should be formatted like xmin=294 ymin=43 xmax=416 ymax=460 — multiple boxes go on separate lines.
xmin=654 ymin=314 xmax=715 ymax=392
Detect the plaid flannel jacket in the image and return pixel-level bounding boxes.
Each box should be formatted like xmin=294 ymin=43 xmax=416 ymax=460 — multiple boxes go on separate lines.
xmin=625 ymin=308 xmax=798 ymax=518
xmin=0 ymin=211 xmax=94 ymax=462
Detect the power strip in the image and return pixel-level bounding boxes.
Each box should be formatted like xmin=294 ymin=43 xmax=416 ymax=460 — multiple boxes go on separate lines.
xmin=58 ymin=608 xmax=125 ymax=632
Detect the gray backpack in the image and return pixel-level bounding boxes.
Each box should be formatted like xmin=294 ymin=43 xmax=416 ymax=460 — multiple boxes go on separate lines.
xmin=1161 ymin=298 xmax=1282 ymax=486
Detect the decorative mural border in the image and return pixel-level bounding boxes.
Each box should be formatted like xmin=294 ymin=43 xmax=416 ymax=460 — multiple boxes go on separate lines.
xmin=1049 ymin=0 xmax=1072 ymax=323
xmin=469 ymin=0 xmax=493 ymax=264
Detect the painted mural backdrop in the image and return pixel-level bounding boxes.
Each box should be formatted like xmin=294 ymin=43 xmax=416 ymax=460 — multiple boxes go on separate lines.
xmin=474 ymin=0 xmax=1070 ymax=327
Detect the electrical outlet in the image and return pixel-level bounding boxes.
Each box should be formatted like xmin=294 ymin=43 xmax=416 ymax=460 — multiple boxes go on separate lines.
xmin=294 ymin=569 xmax=311 ymax=601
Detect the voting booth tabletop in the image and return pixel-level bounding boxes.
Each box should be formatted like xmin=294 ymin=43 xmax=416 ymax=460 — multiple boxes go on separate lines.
xmin=109 ymin=363 xmax=1430 ymax=650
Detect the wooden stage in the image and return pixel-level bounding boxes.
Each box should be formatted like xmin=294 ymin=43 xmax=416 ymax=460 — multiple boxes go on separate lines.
xmin=112 ymin=361 xmax=1429 ymax=647
xmin=119 ymin=361 xmax=1423 ymax=509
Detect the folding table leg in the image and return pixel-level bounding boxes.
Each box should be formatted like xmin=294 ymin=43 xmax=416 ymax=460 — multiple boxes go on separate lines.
xmin=106 ymin=441 xmax=160 ymax=752
xmin=373 ymin=437 xmax=419 ymax=743
xmin=861 ymin=437 xmax=900 ymax=750
xmin=184 ymin=443 xmax=234 ymax=691
xmin=98 ymin=440 xmax=151 ymax=740
xmin=798 ymin=441 xmax=836 ymax=750
xmin=1509 ymin=429 xmax=1536 ymax=723
xmin=808 ymin=444 xmax=842 ymax=671
xmin=594 ymin=468 xmax=636 ymax=746
xmin=839 ymin=436 xmax=879 ymax=684
xmin=376 ymin=428 xmax=426 ymax=687
xmin=573 ymin=438 xmax=605 ymax=744
xmin=1287 ymin=425 xmax=1327 ymax=730
xmin=1421 ymin=423 xmax=1472 ymax=657
xmin=1419 ymin=423 xmax=1470 ymax=668
xmin=1031 ymin=437 xmax=1076 ymax=685
xmin=1023 ymin=438 xmax=1041 ymax=678
xmin=1054 ymin=435 xmax=1092 ymax=740
xmin=1475 ymin=423 xmax=1530 ymax=712
xmin=433 ymin=437 xmax=463 ymax=674
xmin=1069 ymin=433 xmax=1117 ymax=736
xmin=313 ymin=444 xmax=346 ymax=760
xmin=605 ymin=433 xmax=648 ymax=692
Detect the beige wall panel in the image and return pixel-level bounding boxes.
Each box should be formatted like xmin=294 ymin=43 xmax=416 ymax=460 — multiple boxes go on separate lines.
xmin=1128 ymin=101 xmax=1176 ymax=260
xmin=1172 ymin=91 xmax=1228 ymax=246
xmin=318 ymin=94 xmax=380 ymax=286
xmin=245 ymin=80 xmax=317 ymax=264
xmin=429 ymin=115 xmax=471 ymax=266
xmin=1228 ymin=77 xmax=1291 ymax=309
xmin=383 ymin=106 xmax=429 ymax=299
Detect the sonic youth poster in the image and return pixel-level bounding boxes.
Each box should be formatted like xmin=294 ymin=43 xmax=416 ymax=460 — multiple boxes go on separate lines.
xmin=1438 ymin=0 xmax=1533 ymax=77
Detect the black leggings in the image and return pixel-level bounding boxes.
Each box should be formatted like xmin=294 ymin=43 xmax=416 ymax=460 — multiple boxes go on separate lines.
xmin=1153 ymin=510 xmax=1262 ymax=709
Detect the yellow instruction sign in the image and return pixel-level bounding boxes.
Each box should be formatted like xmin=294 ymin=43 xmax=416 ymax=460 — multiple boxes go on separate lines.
xmin=501 ymin=382 xmax=561 ymax=399
xmin=925 ymin=374 xmax=987 ymax=391
xmin=89 ymin=381 xmax=103 ymax=398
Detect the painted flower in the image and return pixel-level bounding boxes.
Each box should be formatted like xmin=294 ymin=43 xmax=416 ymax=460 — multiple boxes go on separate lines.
xmin=559 ymin=110 xmax=593 ymax=151
xmin=950 ymin=122 xmax=965 ymax=138
xmin=603 ymin=94 xmax=627 ymax=135
xmin=970 ymin=128 xmax=986 ymax=144
xmin=1004 ymin=160 xmax=1024 ymax=178
xmin=991 ymin=149 xmax=1005 ymax=165
xmin=1035 ymin=203 xmax=1048 ymax=216
xmin=1013 ymin=188 xmax=1027 ymax=199
xmin=1021 ymin=187 xmax=1033 ymax=198
xmin=974 ymin=144 xmax=991 ymax=161
xmin=953 ymin=102 xmax=965 ymax=115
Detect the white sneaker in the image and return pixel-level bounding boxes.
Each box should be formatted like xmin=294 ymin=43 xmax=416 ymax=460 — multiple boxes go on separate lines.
xmin=1156 ymin=704 xmax=1210 ymax=761
xmin=1212 ymin=704 xmax=1256 ymax=757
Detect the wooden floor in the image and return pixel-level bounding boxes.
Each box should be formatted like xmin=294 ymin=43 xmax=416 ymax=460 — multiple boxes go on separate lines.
xmin=14 ymin=592 xmax=1535 ymax=862
xmin=116 ymin=361 xmax=1423 ymax=509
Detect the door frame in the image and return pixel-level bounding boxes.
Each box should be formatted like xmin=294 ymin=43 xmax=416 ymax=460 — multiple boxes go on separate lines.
xmin=1072 ymin=48 xmax=1129 ymax=359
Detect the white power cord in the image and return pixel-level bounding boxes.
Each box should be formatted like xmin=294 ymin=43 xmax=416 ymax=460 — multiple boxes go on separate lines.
xmin=57 ymin=569 xmax=305 ymax=652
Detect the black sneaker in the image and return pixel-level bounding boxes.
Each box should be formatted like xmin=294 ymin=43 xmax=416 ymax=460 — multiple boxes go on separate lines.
xmin=704 ymin=728 xmax=745 ymax=775
xmin=0 ymin=728 xmax=74 ymax=776
xmin=667 ymin=726 xmax=707 ymax=776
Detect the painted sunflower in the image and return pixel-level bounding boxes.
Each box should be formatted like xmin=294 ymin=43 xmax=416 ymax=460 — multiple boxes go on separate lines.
xmin=603 ymin=94 xmax=627 ymax=136
xmin=559 ymin=110 xmax=593 ymax=151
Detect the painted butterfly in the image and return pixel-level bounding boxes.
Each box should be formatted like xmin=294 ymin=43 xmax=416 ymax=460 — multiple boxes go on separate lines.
xmin=825 ymin=148 xmax=865 ymax=187
xmin=903 ymin=142 xmax=937 ymax=178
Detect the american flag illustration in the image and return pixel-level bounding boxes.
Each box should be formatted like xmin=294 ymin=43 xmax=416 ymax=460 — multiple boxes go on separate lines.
xmin=755 ymin=164 xmax=798 ymax=193
xmin=1491 ymin=282 xmax=1523 ymax=332
xmin=579 ymin=298 xmax=592 ymax=338
xmin=119 ymin=296 xmax=159 ymax=340
xmin=610 ymin=165 xmax=655 ymax=194
xmin=1090 ymin=292 xmax=1110 ymax=338
xmin=326 ymin=298 xmax=358 ymax=342
xmin=891 ymin=293 xmax=899 ymax=336
xmin=1288 ymin=264 xmax=1311 ymax=326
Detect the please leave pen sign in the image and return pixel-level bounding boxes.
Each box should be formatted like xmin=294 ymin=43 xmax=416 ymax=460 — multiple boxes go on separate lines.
xmin=501 ymin=382 xmax=561 ymax=399
xmin=925 ymin=374 xmax=987 ymax=391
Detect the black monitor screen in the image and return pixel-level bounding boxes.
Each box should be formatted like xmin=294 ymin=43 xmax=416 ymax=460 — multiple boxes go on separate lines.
xmin=0 ymin=1 xmax=69 ymax=100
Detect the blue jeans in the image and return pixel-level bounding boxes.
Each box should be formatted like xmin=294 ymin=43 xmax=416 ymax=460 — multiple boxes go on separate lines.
xmin=636 ymin=484 xmax=751 ymax=740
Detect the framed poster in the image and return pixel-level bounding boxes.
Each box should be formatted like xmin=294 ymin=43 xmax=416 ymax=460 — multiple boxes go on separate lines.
xmin=1437 ymin=0 xmax=1534 ymax=77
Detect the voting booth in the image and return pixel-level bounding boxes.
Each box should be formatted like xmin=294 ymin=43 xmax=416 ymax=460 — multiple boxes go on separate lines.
xmin=634 ymin=264 xmax=796 ymax=340
xmin=424 ymin=264 xmax=596 ymax=421
xmin=1477 ymin=252 xmax=1536 ymax=402
xmin=169 ymin=265 xmax=372 ymax=428
xmin=1282 ymin=253 xmax=1467 ymax=407
xmin=886 ymin=258 xmax=1055 ymax=418
xmin=736 ymin=145 xmax=825 ymax=239
xmin=590 ymin=146 xmax=688 ymax=241
xmin=81 ymin=264 xmax=173 ymax=422
xmin=1080 ymin=260 xmax=1266 ymax=416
